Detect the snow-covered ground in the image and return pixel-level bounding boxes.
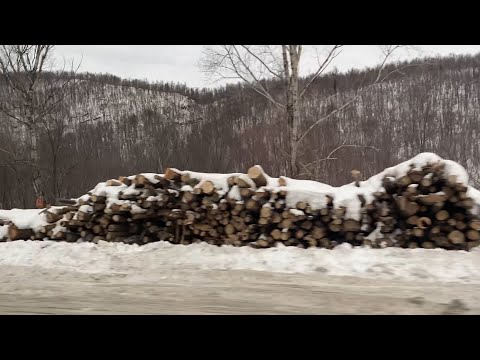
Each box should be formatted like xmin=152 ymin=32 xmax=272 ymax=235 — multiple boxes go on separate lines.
xmin=0 ymin=236 xmax=479 ymax=314
xmin=0 ymin=241 xmax=478 ymax=314
xmin=0 ymin=239 xmax=479 ymax=284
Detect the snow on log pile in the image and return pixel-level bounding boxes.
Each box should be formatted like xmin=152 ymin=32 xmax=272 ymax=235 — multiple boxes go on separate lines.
xmin=2 ymin=152 xmax=480 ymax=251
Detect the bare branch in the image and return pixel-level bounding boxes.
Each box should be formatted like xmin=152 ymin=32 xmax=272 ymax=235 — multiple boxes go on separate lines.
xmin=297 ymin=46 xmax=413 ymax=145
xmin=302 ymin=141 xmax=379 ymax=168
xmin=296 ymin=45 xmax=343 ymax=103
xmin=240 ymin=45 xmax=283 ymax=79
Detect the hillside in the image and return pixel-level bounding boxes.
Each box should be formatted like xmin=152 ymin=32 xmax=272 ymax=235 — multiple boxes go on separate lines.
xmin=1 ymin=53 xmax=480 ymax=208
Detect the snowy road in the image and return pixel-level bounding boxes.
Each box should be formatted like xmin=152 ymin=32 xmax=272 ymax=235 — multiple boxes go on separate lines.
xmin=0 ymin=265 xmax=478 ymax=314
xmin=0 ymin=240 xmax=479 ymax=314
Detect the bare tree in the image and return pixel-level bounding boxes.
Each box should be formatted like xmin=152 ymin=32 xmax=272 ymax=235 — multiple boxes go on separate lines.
xmin=0 ymin=45 xmax=78 ymax=203
xmin=200 ymin=45 xmax=407 ymax=177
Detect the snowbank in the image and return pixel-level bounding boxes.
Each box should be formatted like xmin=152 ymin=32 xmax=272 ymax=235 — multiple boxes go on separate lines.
xmin=0 ymin=240 xmax=480 ymax=284
xmin=278 ymin=152 xmax=480 ymax=219
xmin=0 ymin=209 xmax=47 ymax=231
xmin=0 ymin=225 xmax=7 ymax=240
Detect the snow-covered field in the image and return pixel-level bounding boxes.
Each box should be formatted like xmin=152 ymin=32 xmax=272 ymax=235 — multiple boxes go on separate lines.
xmin=0 ymin=239 xmax=479 ymax=284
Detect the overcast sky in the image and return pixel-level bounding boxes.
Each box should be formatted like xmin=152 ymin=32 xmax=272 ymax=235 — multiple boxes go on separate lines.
xmin=54 ymin=45 xmax=480 ymax=88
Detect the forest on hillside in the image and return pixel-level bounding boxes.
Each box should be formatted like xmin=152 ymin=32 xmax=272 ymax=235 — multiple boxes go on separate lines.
xmin=1 ymin=51 xmax=480 ymax=209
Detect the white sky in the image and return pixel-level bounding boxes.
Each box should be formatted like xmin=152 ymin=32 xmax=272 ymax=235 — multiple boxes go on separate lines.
xmin=54 ymin=45 xmax=480 ymax=88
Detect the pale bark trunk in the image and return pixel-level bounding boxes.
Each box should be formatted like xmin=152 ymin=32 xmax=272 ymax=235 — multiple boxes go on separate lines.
xmin=283 ymin=46 xmax=301 ymax=178
xmin=28 ymin=123 xmax=44 ymax=199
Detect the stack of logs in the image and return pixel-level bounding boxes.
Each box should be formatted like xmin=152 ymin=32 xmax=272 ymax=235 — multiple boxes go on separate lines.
xmin=373 ymin=163 xmax=480 ymax=250
xmin=3 ymin=162 xmax=480 ymax=251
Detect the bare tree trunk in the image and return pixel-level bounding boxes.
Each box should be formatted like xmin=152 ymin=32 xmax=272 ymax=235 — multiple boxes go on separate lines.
xmin=28 ymin=123 xmax=44 ymax=198
xmin=283 ymin=45 xmax=301 ymax=177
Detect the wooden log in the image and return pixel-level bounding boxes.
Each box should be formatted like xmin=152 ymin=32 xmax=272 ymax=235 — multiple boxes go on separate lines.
xmin=111 ymin=214 xmax=127 ymax=223
xmin=108 ymin=224 xmax=130 ymax=232
xmin=453 ymin=213 xmax=466 ymax=221
xmin=68 ymin=220 xmax=86 ymax=227
xmin=280 ymin=231 xmax=290 ymax=241
xmin=106 ymin=231 xmax=131 ymax=241
xmin=118 ymin=176 xmax=132 ymax=186
xmin=93 ymin=203 xmax=106 ymax=212
xmin=200 ymin=180 xmax=215 ymax=195
xmin=234 ymin=176 xmax=252 ymax=188
xmin=40 ymin=224 xmax=56 ymax=234
xmin=466 ymin=230 xmax=480 ymax=241
xmin=447 ymin=218 xmax=457 ymax=227
xmin=274 ymin=200 xmax=284 ymax=210
xmin=345 ymin=232 xmax=355 ymax=242
xmin=397 ymin=175 xmax=411 ymax=187
xmin=66 ymin=232 xmax=81 ymax=243
xmin=260 ymin=206 xmax=272 ymax=218
xmin=52 ymin=231 xmax=66 ymax=240
xmin=430 ymin=226 xmax=441 ymax=235
xmin=106 ymin=179 xmax=123 ymax=186
xmin=311 ymin=227 xmax=327 ymax=239
xmin=412 ymin=227 xmax=424 ymax=237
xmin=422 ymin=241 xmax=435 ymax=249
xmin=304 ymin=236 xmax=317 ymax=248
xmin=92 ymin=224 xmax=104 ymax=234
xmin=459 ymin=198 xmax=475 ymax=209
xmin=397 ymin=196 xmax=420 ymax=216
xmin=467 ymin=241 xmax=480 ymax=251
xmin=77 ymin=211 xmax=91 ymax=222
xmin=7 ymin=226 xmax=33 ymax=241
xmin=56 ymin=198 xmax=77 ymax=206
xmin=240 ymin=188 xmax=253 ymax=198
xmin=417 ymin=217 xmax=432 ymax=229
xmin=432 ymin=236 xmax=449 ymax=248
xmin=278 ymin=177 xmax=288 ymax=187
xmin=98 ymin=215 xmax=112 ymax=227
xmin=247 ymin=165 xmax=267 ymax=187
xmin=64 ymin=212 xmax=75 ymax=221
xmin=435 ymin=210 xmax=449 ymax=221
xmin=295 ymin=229 xmax=305 ymax=239
xmin=227 ymin=176 xmax=236 ymax=187
xmin=46 ymin=211 xmax=63 ymax=223
xmin=279 ymin=218 xmax=293 ymax=229
xmin=420 ymin=177 xmax=433 ymax=187
xmin=300 ymin=220 xmax=313 ymax=230
xmin=343 ymin=219 xmax=361 ymax=232
xmin=419 ymin=194 xmax=447 ymax=205
xmin=432 ymin=202 xmax=445 ymax=213
xmin=448 ymin=230 xmax=465 ymax=244
xmin=320 ymin=208 xmax=330 ymax=216
xmin=319 ymin=238 xmax=331 ymax=249
xmin=92 ymin=236 xmax=106 ymax=243
xmin=296 ymin=201 xmax=307 ymax=210
xmin=272 ymin=212 xmax=282 ymax=223
xmin=271 ymin=229 xmax=282 ymax=240
xmin=408 ymin=170 xmax=424 ymax=183
xmin=257 ymin=239 xmax=270 ymax=248
xmin=455 ymin=221 xmax=467 ymax=231
xmin=328 ymin=223 xmax=342 ymax=232
xmin=470 ymin=220 xmax=480 ymax=231
xmin=164 ymin=168 xmax=182 ymax=182
xmin=224 ymin=224 xmax=235 ymax=235
xmin=407 ymin=215 xmax=419 ymax=226
xmin=90 ymin=195 xmax=107 ymax=203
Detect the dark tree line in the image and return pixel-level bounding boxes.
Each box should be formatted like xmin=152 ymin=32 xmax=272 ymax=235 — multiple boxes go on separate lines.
xmin=1 ymin=52 xmax=480 ymax=209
